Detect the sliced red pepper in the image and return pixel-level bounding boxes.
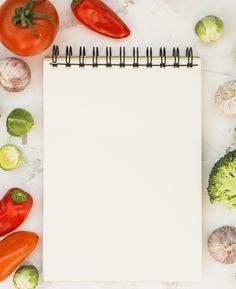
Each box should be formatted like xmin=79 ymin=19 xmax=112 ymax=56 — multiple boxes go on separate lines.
xmin=71 ymin=0 xmax=131 ymax=39
xmin=0 ymin=188 xmax=33 ymax=237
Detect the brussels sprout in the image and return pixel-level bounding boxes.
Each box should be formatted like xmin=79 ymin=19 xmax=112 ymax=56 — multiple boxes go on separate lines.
xmin=195 ymin=15 xmax=224 ymax=43
xmin=7 ymin=108 xmax=34 ymax=137
xmin=0 ymin=145 xmax=22 ymax=170
xmin=13 ymin=265 xmax=39 ymax=289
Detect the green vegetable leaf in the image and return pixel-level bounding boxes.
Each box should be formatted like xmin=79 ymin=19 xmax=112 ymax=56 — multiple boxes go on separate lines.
xmin=208 ymin=150 xmax=236 ymax=209
xmin=13 ymin=265 xmax=39 ymax=289
xmin=7 ymin=108 xmax=34 ymax=137
xmin=195 ymin=15 xmax=223 ymax=43
xmin=195 ymin=21 xmax=206 ymax=37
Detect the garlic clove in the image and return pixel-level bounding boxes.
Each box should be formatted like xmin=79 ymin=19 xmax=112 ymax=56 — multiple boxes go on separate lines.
xmin=208 ymin=226 xmax=236 ymax=264
xmin=215 ymin=80 xmax=236 ymax=115
xmin=0 ymin=57 xmax=31 ymax=92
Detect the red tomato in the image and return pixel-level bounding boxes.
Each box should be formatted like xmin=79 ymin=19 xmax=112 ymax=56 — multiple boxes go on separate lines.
xmin=0 ymin=0 xmax=59 ymax=56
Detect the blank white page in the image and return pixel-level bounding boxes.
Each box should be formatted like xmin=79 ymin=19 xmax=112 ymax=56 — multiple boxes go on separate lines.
xmin=43 ymin=57 xmax=202 ymax=282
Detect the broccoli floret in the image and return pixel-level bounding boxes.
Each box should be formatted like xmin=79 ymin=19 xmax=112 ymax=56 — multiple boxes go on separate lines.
xmin=13 ymin=266 xmax=39 ymax=289
xmin=208 ymin=150 xmax=236 ymax=209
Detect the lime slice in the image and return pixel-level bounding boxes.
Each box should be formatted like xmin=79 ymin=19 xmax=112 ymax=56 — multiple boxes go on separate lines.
xmin=0 ymin=145 xmax=22 ymax=170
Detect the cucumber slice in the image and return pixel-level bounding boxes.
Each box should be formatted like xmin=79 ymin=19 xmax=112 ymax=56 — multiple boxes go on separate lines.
xmin=0 ymin=145 xmax=22 ymax=170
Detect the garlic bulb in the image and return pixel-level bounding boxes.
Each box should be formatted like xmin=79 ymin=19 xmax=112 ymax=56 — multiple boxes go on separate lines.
xmin=0 ymin=57 xmax=31 ymax=92
xmin=215 ymin=80 xmax=236 ymax=115
xmin=208 ymin=226 xmax=236 ymax=264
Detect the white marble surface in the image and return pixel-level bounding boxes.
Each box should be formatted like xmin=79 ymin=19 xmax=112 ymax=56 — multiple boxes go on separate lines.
xmin=0 ymin=0 xmax=236 ymax=288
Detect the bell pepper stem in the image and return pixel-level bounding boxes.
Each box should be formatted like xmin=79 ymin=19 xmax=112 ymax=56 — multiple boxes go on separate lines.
xmin=11 ymin=189 xmax=28 ymax=203
xmin=72 ymin=0 xmax=82 ymax=8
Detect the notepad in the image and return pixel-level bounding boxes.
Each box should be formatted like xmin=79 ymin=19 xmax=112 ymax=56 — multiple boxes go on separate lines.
xmin=43 ymin=46 xmax=202 ymax=282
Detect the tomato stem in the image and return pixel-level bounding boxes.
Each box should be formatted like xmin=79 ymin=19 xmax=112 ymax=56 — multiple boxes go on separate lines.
xmin=12 ymin=0 xmax=56 ymax=37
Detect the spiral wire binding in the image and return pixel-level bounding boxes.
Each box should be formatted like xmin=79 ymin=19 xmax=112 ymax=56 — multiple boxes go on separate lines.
xmin=186 ymin=47 xmax=193 ymax=68
xmin=51 ymin=45 xmax=198 ymax=68
xmin=173 ymin=47 xmax=180 ymax=68
xmin=146 ymin=47 xmax=153 ymax=67
xmin=133 ymin=47 xmax=139 ymax=67
xmin=106 ymin=47 xmax=112 ymax=67
xmin=159 ymin=47 xmax=166 ymax=68
xmin=79 ymin=46 xmax=86 ymax=67
xmin=65 ymin=46 xmax=72 ymax=67
xmin=92 ymin=47 xmax=99 ymax=67
xmin=120 ymin=47 xmax=126 ymax=67
xmin=52 ymin=45 xmax=59 ymax=67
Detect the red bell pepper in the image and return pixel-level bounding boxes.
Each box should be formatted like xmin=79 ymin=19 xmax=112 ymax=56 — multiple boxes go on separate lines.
xmin=0 ymin=188 xmax=33 ymax=237
xmin=71 ymin=0 xmax=131 ymax=39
